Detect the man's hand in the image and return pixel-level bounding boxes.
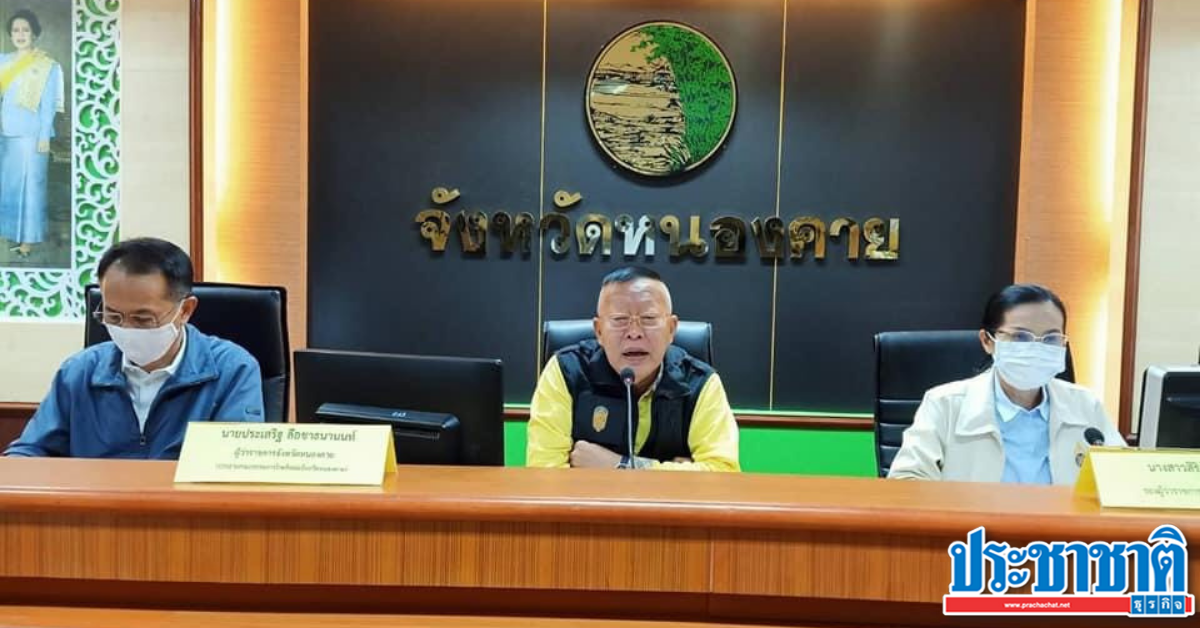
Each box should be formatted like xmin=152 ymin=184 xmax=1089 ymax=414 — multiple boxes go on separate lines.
xmin=570 ymin=440 xmax=622 ymax=468
xmin=36 ymin=140 xmax=50 ymax=154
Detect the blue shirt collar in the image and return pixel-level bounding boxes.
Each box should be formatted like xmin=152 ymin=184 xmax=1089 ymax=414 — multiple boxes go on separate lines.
xmin=91 ymin=324 xmax=218 ymax=390
xmin=993 ymin=371 xmax=1049 ymax=423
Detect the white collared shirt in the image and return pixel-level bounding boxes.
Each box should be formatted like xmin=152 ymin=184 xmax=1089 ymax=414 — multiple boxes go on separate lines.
xmin=121 ymin=331 xmax=188 ymax=432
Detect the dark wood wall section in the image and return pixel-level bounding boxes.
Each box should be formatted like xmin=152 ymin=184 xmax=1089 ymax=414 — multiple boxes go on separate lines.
xmin=307 ymin=0 xmax=1026 ymax=413
xmin=308 ymin=0 xmax=544 ymax=403
xmin=772 ymin=0 xmax=1025 ymax=411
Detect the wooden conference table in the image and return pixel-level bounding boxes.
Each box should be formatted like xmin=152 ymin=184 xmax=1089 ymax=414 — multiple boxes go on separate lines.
xmin=0 ymin=458 xmax=1197 ymax=627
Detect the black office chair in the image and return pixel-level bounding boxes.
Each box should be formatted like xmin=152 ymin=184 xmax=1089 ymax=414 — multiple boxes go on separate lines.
xmin=542 ymin=319 xmax=714 ymax=366
xmin=85 ymin=282 xmax=290 ymax=423
xmin=873 ymin=330 xmax=1076 ymax=478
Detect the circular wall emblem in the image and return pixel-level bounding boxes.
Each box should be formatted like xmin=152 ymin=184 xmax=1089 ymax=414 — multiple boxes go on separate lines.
xmin=586 ymin=22 xmax=737 ymax=177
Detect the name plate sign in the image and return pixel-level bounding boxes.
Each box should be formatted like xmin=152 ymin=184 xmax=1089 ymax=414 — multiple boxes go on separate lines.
xmin=1075 ymin=446 xmax=1200 ymax=509
xmin=174 ymin=423 xmax=397 ymax=486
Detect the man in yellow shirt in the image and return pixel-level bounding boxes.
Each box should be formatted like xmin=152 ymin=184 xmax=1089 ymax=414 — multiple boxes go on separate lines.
xmin=527 ymin=267 xmax=740 ymax=471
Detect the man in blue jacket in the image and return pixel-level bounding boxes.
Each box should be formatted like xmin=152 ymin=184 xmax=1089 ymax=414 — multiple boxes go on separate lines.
xmin=5 ymin=237 xmax=264 ymax=458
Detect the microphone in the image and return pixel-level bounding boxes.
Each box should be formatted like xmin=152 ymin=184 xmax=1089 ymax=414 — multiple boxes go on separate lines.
xmin=619 ymin=367 xmax=636 ymax=469
xmin=619 ymin=367 xmax=636 ymax=385
xmin=1076 ymin=427 xmax=1106 ymax=467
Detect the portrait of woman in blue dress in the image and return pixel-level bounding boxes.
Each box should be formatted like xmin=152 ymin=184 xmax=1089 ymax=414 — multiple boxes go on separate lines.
xmin=0 ymin=9 xmax=63 ymax=259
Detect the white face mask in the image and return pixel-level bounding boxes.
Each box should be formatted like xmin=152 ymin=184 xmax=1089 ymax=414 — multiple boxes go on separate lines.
xmin=991 ymin=340 xmax=1066 ymax=391
xmin=105 ymin=307 xmax=183 ymax=367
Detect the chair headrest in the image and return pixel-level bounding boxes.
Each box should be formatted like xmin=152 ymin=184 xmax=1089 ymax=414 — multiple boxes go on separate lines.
xmin=84 ymin=282 xmax=290 ymax=378
xmin=874 ymin=329 xmax=1075 ymax=402
xmin=542 ymin=319 xmax=714 ymax=366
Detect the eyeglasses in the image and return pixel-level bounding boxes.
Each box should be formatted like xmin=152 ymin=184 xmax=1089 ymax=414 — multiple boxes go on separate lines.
xmin=603 ymin=314 xmax=666 ymax=331
xmin=92 ymin=301 xmax=183 ymax=330
xmin=989 ymin=329 xmax=1069 ymax=347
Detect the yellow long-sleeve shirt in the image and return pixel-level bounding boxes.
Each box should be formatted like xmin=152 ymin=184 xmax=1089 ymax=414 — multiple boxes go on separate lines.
xmin=526 ymin=355 xmax=740 ymax=471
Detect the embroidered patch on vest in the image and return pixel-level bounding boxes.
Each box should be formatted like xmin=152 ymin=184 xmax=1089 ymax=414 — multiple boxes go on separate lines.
xmin=592 ymin=405 xmax=609 ymax=433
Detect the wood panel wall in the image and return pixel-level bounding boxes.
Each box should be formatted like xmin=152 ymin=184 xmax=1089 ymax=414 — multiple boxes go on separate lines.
xmin=204 ymin=0 xmax=1137 ymax=422
xmin=1014 ymin=0 xmax=1138 ymax=422
xmin=201 ymin=0 xmax=308 ymax=363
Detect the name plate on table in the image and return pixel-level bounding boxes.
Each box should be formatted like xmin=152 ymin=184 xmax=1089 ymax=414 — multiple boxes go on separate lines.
xmin=1075 ymin=446 xmax=1200 ymax=509
xmin=174 ymin=423 xmax=397 ymax=485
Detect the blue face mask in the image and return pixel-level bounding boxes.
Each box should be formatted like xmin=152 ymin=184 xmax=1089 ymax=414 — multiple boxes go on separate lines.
xmin=991 ymin=339 xmax=1066 ymax=391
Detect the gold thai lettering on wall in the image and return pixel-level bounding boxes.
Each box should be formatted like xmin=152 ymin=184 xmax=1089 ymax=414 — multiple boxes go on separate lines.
xmin=414 ymin=188 xmax=900 ymax=262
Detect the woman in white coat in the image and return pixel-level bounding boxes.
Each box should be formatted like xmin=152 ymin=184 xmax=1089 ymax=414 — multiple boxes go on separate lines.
xmin=888 ymin=284 xmax=1125 ymax=485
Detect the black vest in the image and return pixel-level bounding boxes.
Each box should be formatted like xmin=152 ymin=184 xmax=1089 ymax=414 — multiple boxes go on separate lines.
xmin=556 ymin=340 xmax=714 ymax=462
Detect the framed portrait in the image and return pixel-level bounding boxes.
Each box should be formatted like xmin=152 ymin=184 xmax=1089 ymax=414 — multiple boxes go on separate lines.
xmin=0 ymin=0 xmax=119 ymax=319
